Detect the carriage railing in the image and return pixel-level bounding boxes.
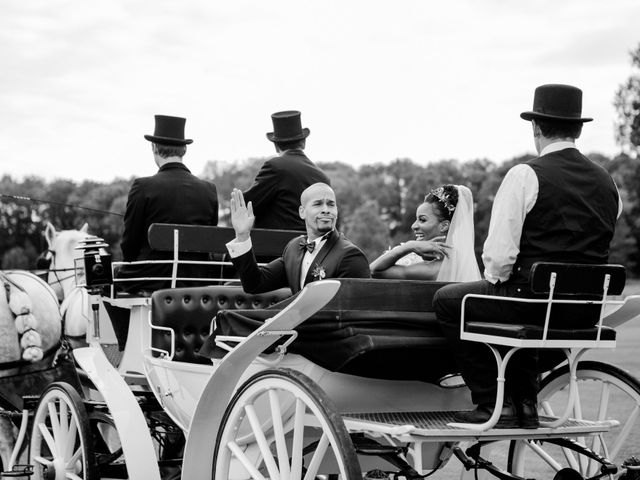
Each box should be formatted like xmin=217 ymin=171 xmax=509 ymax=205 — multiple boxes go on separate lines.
xmin=109 ymin=223 xmax=303 ymax=294
xmin=110 ymin=259 xmax=240 ymax=287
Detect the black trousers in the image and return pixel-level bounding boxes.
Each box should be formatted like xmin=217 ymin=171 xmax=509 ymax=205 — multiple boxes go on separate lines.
xmin=433 ymin=280 xmax=598 ymax=405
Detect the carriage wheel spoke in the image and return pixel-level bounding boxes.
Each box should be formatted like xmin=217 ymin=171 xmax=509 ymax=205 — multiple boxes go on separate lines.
xmin=60 ymin=401 xmax=69 ymax=449
xmin=244 ymin=404 xmax=280 ymax=480
xmin=303 ymin=433 xmax=330 ymax=480
xmin=584 ymin=382 xmax=612 ymax=476
xmin=269 ymin=389 xmax=291 ymax=480
xmin=289 ymin=398 xmax=306 ymax=479
xmin=609 ymin=403 xmax=639 ymax=459
xmin=541 ymin=400 xmax=555 ymax=417
xmin=67 ymin=447 xmax=82 ymax=470
xmin=47 ymin=402 xmax=62 ymax=444
xmin=66 ymin=472 xmax=83 ymax=480
xmin=65 ymin=415 xmax=78 ymax=461
xmin=32 ymin=455 xmax=53 ymax=467
xmin=38 ymin=422 xmax=60 ymax=457
xmin=526 ymin=440 xmax=575 ymax=472
xmin=227 ymin=441 xmax=267 ymax=480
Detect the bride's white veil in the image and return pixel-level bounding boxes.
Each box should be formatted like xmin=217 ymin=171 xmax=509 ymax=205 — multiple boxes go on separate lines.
xmin=436 ymin=185 xmax=481 ymax=282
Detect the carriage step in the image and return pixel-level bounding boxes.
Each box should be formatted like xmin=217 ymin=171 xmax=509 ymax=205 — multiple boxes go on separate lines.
xmin=343 ymin=410 xmax=617 ymax=440
xmin=1 ymin=465 xmax=33 ymax=477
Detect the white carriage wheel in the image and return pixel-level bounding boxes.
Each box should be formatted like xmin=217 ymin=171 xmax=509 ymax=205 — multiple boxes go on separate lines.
xmin=508 ymin=361 xmax=640 ymax=479
xmin=213 ymin=368 xmax=361 ymax=480
xmin=30 ymin=382 xmax=97 ymax=480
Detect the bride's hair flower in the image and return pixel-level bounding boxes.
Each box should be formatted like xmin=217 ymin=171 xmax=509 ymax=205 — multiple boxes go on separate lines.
xmin=429 ymin=186 xmax=456 ymax=213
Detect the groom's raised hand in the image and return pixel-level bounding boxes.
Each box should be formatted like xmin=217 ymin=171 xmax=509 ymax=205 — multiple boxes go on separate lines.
xmin=230 ymin=188 xmax=254 ymax=242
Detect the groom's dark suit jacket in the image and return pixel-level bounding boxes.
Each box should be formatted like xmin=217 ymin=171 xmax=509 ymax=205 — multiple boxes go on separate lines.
xmin=231 ymin=229 xmax=370 ymax=294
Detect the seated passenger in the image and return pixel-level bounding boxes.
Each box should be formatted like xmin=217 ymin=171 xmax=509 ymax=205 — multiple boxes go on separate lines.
xmin=226 ymin=182 xmax=370 ymax=294
xmin=370 ymin=184 xmax=481 ymax=282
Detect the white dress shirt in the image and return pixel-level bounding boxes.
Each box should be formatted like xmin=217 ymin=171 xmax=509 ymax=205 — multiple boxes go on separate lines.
xmin=299 ymin=235 xmax=329 ymax=289
xmin=482 ymin=141 xmax=623 ymax=284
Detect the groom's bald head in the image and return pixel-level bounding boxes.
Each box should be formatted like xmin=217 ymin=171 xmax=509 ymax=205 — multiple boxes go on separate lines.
xmin=299 ymin=183 xmax=337 ymax=239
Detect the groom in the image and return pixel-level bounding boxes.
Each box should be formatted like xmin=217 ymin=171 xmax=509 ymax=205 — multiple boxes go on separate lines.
xmin=226 ymin=182 xmax=370 ymax=294
xmin=434 ymin=84 xmax=621 ymax=428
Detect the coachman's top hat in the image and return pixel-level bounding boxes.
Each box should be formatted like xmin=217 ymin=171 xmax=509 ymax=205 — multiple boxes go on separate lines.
xmin=266 ymin=110 xmax=310 ymax=143
xmin=520 ymin=84 xmax=592 ymax=123
xmin=144 ymin=115 xmax=193 ymax=145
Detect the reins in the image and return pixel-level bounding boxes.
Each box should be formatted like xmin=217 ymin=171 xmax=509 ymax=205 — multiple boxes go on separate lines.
xmin=46 ymin=248 xmax=78 ymax=292
xmin=0 ymin=193 xmax=124 ymax=217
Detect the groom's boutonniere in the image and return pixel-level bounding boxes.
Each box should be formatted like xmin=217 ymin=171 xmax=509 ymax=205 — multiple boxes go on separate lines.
xmin=311 ymin=264 xmax=326 ymax=280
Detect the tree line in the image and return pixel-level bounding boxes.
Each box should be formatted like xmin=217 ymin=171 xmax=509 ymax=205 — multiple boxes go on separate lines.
xmin=3 ymin=41 xmax=639 ymax=276
xmin=1 ymin=151 xmax=638 ymax=275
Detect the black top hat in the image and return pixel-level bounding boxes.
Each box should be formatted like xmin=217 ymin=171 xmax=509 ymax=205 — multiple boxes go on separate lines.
xmin=520 ymin=84 xmax=592 ymax=123
xmin=266 ymin=110 xmax=310 ymax=143
xmin=144 ymin=115 xmax=193 ymax=145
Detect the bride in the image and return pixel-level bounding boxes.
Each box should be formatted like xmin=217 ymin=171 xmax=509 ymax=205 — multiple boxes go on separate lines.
xmin=370 ymin=184 xmax=481 ymax=282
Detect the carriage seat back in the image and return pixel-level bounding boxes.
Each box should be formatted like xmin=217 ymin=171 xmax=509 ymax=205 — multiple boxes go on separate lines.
xmin=462 ymin=262 xmax=626 ymax=345
xmin=147 ymin=223 xmax=302 ymax=256
xmin=214 ymin=279 xmax=461 ymax=383
xmin=150 ymin=286 xmax=292 ymax=363
xmin=529 ymin=262 xmax=625 ymax=296
xmin=112 ymin=224 xmax=302 ymax=295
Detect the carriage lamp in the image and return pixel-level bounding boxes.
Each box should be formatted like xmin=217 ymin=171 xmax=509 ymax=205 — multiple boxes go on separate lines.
xmin=74 ymin=236 xmax=112 ymax=340
xmin=74 ymin=236 xmax=113 ymax=288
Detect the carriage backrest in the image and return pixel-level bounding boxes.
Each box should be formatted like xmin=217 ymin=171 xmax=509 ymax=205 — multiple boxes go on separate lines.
xmin=147 ymin=223 xmax=303 ymax=257
xmin=150 ymin=279 xmax=451 ymax=365
xmin=150 ymin=286 xmax=292 ymax=363
xmin=211 ymin=278 xmax=458 ymax=380
xmin=530 ymin=262 xmax=626 ymax=296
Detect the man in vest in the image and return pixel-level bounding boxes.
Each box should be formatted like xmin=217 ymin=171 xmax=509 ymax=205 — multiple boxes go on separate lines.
xmin=434 ymin=84 xmax=622 ymax=428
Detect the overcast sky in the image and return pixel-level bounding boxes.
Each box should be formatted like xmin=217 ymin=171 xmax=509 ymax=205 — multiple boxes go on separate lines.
xmin=1 ymin=0 xmax=639 ymax=183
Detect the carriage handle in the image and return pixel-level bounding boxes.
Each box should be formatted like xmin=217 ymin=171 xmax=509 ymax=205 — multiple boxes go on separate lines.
xmin=147 ymin=313 xmax=175 ymax=360
xmin=215 ymin=330 xmax=299 ymax=365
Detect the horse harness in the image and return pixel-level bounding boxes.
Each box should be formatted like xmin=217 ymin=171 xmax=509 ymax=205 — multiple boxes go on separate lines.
xmin=0 ymin=272 xmax=45 ymax=363
xmin=41 ymin=249 xmax=77 ymax=290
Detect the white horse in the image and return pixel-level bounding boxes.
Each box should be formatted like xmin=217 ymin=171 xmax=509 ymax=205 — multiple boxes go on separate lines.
xmin=0 ymin=222 xmax=92 ymax=469
xmin=0 ymin=270 xmax=63 ymax=469
xmin=43 ymin=222 xmax=92 ymax=345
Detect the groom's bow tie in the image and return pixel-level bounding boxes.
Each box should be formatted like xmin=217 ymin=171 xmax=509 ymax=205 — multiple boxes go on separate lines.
xmin=300 ymin=239 xmax=316 ymax=253
xmin=299 ymin=232 xmax=330 ymax=254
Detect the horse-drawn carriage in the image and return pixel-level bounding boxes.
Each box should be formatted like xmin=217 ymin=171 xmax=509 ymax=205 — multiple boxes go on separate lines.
xmin=1 ymin=223 xmax=640 ymax=480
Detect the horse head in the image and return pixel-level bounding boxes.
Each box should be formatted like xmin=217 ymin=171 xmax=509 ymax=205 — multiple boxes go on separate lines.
xmin=44 ymin=222 xmax=91 ymax=301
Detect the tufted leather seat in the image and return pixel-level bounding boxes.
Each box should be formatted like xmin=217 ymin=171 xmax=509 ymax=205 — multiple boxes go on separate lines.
xmin=150 ymin=286 xmax=292 ymax=363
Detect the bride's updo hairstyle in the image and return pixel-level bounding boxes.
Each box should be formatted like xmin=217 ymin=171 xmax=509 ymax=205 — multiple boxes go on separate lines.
xmin=424 ymin=184 xmax=459 ymax=222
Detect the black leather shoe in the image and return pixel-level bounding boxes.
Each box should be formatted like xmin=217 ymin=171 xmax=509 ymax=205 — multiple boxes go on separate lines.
xmin=454 ymin=403 xmax=519 ymax=428
xmin=516 ymin=398 xmax=540 ymax=429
